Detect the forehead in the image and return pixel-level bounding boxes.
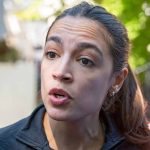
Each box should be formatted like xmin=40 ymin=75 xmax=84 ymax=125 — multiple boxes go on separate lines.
xmin=48 ymin=16 xmax=111 ymax=41
xmin=47 ymin=16 xmax=112 ymax=55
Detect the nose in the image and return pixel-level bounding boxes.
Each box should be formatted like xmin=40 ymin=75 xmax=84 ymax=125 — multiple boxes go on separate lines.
xmin=52 ymin=72 xmax=73 ymax=82
xmin=52 ymin=60 xmax=73 ymax=83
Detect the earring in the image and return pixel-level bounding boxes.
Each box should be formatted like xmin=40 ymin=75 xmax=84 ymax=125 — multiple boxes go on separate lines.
xmin=103 ymin=85 xmax=120 ymax=111
xmin=110 ymin=85 xmax=120 ymax=97
xmin=112 ymin=91 xmax=116 ymax=96
xmin=114 ymin=85 xmax=120 ymax=93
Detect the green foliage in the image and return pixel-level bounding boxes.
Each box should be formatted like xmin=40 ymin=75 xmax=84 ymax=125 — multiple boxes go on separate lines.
xmin=0 ymin=40 xmax=20 ymax=62
xmin=15 ymin=0 xmax=66 ymax=21
xmin=15 ymin=0 xmax=150 ymax=68
xmin=15 ymin=0 xmax=45 ymax=20
xmin=93 ymin=0 xmax=150 ymax=69
xmin=120 ymin=0 xmax=150 ymax=68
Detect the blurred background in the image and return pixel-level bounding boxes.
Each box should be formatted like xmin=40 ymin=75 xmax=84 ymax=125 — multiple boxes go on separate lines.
xmin=0 ymin=0 xmax=150 ymax=127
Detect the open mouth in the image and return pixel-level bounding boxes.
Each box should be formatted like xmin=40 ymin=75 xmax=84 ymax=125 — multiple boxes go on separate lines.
xmin=49 ymin=88 xmax=72 ymax=106
xmin=54 ymin=93 xmax=65 ymax=98
xmin=49 ymin=88 xmax=71 ymax=99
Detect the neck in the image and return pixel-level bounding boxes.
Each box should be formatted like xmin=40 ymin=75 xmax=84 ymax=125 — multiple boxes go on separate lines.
xmin=43 ymin=112 xmax=105 ymax=150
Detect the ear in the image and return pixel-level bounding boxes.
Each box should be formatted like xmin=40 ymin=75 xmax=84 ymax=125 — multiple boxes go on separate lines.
xmin=111 ymin=67 xmax=128 ymax=91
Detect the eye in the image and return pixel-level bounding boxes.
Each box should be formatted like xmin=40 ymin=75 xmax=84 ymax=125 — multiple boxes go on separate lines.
xmin=78 ymin=57 xmax=94 ymax=67
xmin=46 ymin=51 xmax=59 ymax=59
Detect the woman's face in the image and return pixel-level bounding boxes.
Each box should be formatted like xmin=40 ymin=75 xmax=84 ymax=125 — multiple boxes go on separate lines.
xmin=41 ymin=16 xmax=114 ymax=121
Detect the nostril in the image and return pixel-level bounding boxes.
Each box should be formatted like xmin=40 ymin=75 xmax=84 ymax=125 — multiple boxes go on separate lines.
xmin=52 ymin=74 xmax=58 ymax=80
xmin=63 ymin=76 xmax=71 ymax=81
xmin=63 ymin=73 xmax=73 ymax=82
xmin=52 ymin=73 xmax=73 ymax=82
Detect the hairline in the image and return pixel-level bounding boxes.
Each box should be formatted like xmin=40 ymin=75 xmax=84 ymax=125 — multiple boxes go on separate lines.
xmin=46 ymin=15 xmax=115 ymax=65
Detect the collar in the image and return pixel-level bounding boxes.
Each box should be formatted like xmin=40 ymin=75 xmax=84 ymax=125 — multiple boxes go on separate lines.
xmin=101 ymin=111 xmax=125 ymax=150
xmin=15 ymin=104 xmax=125 ymax=150
xmin=16 ymin=104 xmax=51 ymax=150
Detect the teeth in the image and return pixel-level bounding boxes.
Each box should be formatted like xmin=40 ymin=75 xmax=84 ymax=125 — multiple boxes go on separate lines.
xmin=55 ymin=94 xmax=64 ymax=98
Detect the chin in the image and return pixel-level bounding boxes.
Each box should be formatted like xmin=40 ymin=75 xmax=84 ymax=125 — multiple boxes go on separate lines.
xmin=47 ymin=108 xmax=84 ymax=123
xmin=46 ymin=108 xmax=73 ymax=121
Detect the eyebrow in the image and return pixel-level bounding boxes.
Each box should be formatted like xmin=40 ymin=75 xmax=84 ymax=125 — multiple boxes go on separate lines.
xmin=76 ymin=42 xmax=103 ymax=58
xmin=46 ymin=36 xmax=62 ymax=45
xmin=46 ymin=36 xmax=103 ymax=58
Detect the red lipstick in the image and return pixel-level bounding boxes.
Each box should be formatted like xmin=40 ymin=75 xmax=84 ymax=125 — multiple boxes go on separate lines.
xmin=49 ymin=88 xmax=72 ymax=106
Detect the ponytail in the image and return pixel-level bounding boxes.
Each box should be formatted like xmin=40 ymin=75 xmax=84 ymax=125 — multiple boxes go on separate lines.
xmin=112 ymin=65 xmax=150 ymax=144
xmin=45 ymin=1 xmax=150 ymax=144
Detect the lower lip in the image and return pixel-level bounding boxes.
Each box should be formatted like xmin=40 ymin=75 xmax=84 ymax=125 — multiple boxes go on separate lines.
xmin=49 ymin=95 xmax=71 ymax=106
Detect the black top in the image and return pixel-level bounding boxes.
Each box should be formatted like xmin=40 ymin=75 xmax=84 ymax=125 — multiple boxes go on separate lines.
xmin=0 ymin=104 xmax=141 ymax=150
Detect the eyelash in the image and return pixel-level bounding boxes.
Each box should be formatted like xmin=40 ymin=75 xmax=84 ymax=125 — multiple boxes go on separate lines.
xmin=77 ymin=57 xmax=95 ymax=67
xmin=45 ymin=51 xmax=95 ymax=67
xmin=45 ymin=51 xmax=59 ymax=59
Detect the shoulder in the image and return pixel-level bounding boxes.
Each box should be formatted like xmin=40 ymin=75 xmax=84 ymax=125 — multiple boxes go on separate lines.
xmin=0 ymin=104 xmax=44 ymax=138
xmin=0 ymin=104 xmax=45 ymax=149
xmin=0 ymin=117 xmax=28 ymax=149
xmin=0 ymin=116 xmax=27 ymax=135
xmin=114 ymin=140 xmax=150 ymax=150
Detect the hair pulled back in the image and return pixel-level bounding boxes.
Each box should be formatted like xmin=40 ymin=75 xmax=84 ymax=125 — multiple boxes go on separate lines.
xmin=45 ymin=1 xmax=150 ymax=144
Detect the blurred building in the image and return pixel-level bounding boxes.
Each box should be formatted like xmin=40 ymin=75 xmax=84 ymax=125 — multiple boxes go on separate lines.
xmin=0 ymin=0 xmax=81 ymax=127
xmin=0 ymin=0 xmax=46 ymax=127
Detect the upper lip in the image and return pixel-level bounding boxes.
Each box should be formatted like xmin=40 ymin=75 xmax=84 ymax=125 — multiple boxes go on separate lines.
xmin=49 ymin=88 xmax=72 ymax=98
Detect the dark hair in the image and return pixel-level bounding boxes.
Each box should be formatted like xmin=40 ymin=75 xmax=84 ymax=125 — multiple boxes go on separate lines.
xmin=45 ymin=1 xmax=150 ymax=144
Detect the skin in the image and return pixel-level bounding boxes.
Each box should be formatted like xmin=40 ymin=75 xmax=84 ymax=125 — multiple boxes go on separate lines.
xmin=41 ymin=16 xmax=128 ymax=150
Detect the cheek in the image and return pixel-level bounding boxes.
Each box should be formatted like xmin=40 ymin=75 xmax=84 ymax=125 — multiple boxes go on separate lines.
xmin=41 ymin=63 xmax=47 ymax=88
xmin=76 ymin=68 xmax=111 ymax=95
xmin=84 ymin=77 xmax=109 ymax=100
xmin=76 ymin=74 xmax=111 ymax=109
xmin=81 ymin=80 xmax=108 ymax=112
xmin=41 ymin=62 xmax=51 ymax=96
xmin=40 ymin=67 xmax=46 ymax=101
xmin=41 ymin=60 xmax=54 ymax=84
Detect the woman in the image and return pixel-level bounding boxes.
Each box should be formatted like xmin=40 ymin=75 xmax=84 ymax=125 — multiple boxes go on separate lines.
xmin=0 ymin=1 xmax=150 ymax=150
